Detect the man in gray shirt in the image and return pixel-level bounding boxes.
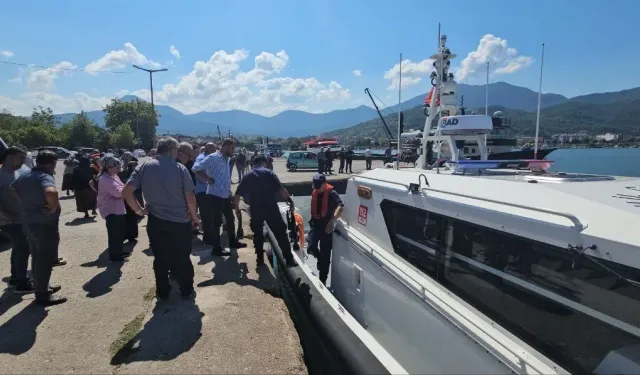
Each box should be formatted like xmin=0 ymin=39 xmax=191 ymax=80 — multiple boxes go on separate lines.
xmin=0 ymin=147 xmax=32 ymax=293
xmin=123 ymin=137 xmax=199 ymax=301
xmin=11 ymin=150 xmax=66 ymax=306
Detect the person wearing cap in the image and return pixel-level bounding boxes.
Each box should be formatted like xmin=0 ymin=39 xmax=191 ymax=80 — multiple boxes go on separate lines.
xmin=233 ymin=155 xmax=297 ymax=267
xmin=308 ymin=173 xmax=344 ymax=285
xmin=97 ymin=155 xmax=130 ymax=262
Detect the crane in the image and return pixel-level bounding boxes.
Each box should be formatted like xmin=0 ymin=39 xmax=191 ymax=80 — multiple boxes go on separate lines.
xmin=364 ymin=88 xmax=395 ymax=143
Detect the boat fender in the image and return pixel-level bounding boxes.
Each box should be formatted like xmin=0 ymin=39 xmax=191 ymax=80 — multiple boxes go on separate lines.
xmin=294 ymin=212 xmax=305 ymax=248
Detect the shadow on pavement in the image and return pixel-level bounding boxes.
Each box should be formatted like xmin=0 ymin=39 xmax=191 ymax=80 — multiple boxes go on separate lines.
xmin=110 ymin=300 xmax=203 ymax=365
xmin=81 ymin=248 xmax=124 ymax=298
xmin=0 ymin=302 xmax=48 ymax=355
xmin=196 ymin=251 xmax=278 ymax=297
xmin=0 ymin=288 xmax=24 ymax=317
xmin=65 ymin=217 xmax=97 ymax=226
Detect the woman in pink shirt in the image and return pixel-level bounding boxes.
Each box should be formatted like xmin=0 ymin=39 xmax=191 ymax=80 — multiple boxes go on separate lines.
xmin=97 ymin=155 xmax=129 ymax=262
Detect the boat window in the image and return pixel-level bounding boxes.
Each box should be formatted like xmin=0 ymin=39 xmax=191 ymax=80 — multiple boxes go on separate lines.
xmin=380 ymin=199 xmax=640 ymax=373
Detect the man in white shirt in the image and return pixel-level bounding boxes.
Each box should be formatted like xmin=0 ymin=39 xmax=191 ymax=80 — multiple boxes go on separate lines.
xmin=364 ymin=148 xmax=373 ymax=170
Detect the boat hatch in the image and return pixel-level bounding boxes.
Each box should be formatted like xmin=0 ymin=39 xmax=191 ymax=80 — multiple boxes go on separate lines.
xmin=523 ymin=172 xmax=616 ymax=183
xmin=447 ymin=159 xmax=554 ymax=174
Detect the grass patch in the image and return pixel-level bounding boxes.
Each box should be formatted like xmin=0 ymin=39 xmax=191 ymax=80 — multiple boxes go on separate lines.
xmin=109 ymin=287 xmax=156 ymax=359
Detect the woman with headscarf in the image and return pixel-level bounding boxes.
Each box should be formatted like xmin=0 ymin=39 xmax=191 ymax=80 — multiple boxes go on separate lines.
xmin=97 ymin=155 xmax=129 ymax=262
xmin=62 ymin=154 xmax=78 ymax=195
xmin=72 ymin=156 xmax=98 ymax=218
xmin=118 ymin=152 xmax=139 ymax=242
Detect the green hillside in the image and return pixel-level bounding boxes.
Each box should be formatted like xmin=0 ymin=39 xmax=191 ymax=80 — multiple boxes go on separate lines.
xmin=329 ymin=99 xmax=640 ymax=143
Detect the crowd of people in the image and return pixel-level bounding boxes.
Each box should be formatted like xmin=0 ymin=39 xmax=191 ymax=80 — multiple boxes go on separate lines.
xmin=0 ymin=135 xmax=346 ymax=307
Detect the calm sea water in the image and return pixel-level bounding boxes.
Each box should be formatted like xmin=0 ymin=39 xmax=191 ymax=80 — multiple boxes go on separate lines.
xmin=292 ymin=148 xmax=640 ymax=220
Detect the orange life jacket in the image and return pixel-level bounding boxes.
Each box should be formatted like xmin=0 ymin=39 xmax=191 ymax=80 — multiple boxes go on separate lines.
xmin=311 ymin=184 xmax=334 ymax=219
xmin=424 ymin=87 xmax=440 ymax=107
xmin=294 ymin=212 xmax=305 ymax=247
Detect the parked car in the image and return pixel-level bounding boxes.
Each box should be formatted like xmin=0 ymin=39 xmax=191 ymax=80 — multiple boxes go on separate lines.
xmin=133 ymin=149 xmax=146 ymax=158
xmin=36 ymin=146 xmax=75 ymax=159
xmin=75 ymin=147 xmax=95 ymax=155
xmin=286 ymin=151 xmax=318 ymax=171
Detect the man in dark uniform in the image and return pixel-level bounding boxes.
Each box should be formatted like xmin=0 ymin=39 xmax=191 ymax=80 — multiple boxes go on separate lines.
xmin=308 ymin=173 xmax=343 ymax=285
xmin=233 ymin=155 xmax=297 ymax=267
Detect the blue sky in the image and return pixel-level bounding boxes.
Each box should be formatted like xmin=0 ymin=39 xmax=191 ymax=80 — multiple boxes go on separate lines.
xmin=1 ymin=0 xmax=639 ymax=116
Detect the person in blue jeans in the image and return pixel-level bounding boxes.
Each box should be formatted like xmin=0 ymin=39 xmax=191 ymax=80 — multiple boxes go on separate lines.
xmin=11 ymin=150 xmax=66 ymax=306
xmin=0 ymin=147 xmax=32 ymax=293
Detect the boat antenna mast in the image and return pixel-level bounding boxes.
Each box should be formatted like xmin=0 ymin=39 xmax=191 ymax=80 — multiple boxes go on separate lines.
xmin=364 ymin=88 xmax=395 ymax=143
xmin=534 ymin=43 xmax=545 ymax=160
xmin=396 ymin=53 xmax=403 ymax=170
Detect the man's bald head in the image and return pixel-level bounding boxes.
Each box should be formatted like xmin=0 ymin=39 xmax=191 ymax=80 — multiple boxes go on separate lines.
xmin=204 ymin=142 xmax=217 ymax=155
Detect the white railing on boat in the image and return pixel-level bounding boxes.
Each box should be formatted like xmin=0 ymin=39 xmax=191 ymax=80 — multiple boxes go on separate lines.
xmin=421 ymin=187 xmax=586 ymax=231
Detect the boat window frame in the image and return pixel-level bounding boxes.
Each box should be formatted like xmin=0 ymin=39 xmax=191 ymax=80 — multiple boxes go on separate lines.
xmin=379 ymin=199 xmax=640 ymax=374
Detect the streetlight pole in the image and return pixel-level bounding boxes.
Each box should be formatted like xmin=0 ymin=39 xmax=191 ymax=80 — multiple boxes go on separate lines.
xmin=132 ymin=65 xmax=167 ymax=148
xmin=132 ymin=65 xmax=167 ymax=111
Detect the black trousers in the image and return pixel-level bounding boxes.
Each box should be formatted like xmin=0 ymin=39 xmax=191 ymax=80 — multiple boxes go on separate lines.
xmin=210 ymin=195 xmax=237 ymax=249
xmin=365 ymin=157 xmax=372 ymax=170
xmin=317 ymin=159 xmax=325 ymax=174
xmin=249 ymin=208 xmax=293 ymax=261
xmin=146 ymin=214 xmax=193 ymax=296
xmin=308 ymin=220 xmax=333 ymax=285
xmin=345 ymin=158 xmax=353 ymax=173
xmin=124 ymin=205 xmax=139 ymax=241
xmin=105 ymin=214 xmax=126 ymax=260
xmin=196 ymin=192 xmax=213 ymax=244
xmin=0 ymin=224 xmax=30 ymax=285
xmin=339 ymin=159 xmax=345 ymax=173
xmin=23 ymin=222 xmax=59 ymax=299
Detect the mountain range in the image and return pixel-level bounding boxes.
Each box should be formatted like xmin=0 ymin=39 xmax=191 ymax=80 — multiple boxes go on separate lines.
xmin=52 ymin=82 xmax=640 ymax=137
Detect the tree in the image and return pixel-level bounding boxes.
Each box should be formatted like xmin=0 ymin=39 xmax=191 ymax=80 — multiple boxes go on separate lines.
xmin=63 ymin=111 xmax=100 ymax=148
xmin=104 ymin=98 xmax=157 ymax=150
xmin=31 ymin=106 xmax=58 ymax=128
xmin=109 ymin=122 xmax=135 ymax=150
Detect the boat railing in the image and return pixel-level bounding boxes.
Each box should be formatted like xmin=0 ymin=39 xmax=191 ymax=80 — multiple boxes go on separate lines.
xmin=421 ymin=187 xmax=586 ymax=231
xmin=353 ymin=176 xmax=411 ymax=191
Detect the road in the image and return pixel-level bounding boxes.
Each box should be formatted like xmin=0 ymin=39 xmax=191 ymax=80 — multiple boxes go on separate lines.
xmin=0 ymin=158 xmax=307 ymax=374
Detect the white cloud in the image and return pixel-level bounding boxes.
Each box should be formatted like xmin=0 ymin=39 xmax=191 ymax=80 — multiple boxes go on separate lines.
xmin=84 ymin=42 xmax=161 ymax=74
xmin=383 ymin=58 xmax=434 ymax=90
xmin=352 ymin=69 xmax=362 ymax=77
xmin=146 ymin=49 xmax=348 ymax=115
xmin=0 ymin=91 xmax=112 ymax=116
xmin=2 ymin=49 xmax=351 ymax=117
xmin=316 ymin=81 xmax=352 ymax=101
xmin=456 ymin=34 xmax=533 ymax=81
xmin=170 ymin=45 xmax=181 ymax=59
xmin=27 ymin=61 xmax=77 ymax=90
xmin=1 ymin=50 xmax=14 ymax=59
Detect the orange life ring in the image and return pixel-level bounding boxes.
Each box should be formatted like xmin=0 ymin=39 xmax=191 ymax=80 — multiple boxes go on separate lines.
xmin=294 ymin=212 xmax=305 ymax=247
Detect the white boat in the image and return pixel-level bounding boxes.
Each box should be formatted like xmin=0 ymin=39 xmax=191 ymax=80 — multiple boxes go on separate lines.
xmin=270 ymin=32 xmax=640 ymax=375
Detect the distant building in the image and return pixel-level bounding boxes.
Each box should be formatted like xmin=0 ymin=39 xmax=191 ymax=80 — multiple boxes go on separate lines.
xmin=552 ymin=133 xmax=588 ymax=143
xmin=595 ymin=133 xmax=619 ymax=142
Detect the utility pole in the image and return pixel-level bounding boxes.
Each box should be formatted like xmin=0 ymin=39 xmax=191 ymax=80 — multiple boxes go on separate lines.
xmin=132 ymin=65 xmax=168 ymax=110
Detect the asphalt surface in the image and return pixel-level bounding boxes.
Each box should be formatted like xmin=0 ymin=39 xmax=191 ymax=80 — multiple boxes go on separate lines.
xmin=0 ymin=158 xmax=307 ymax=374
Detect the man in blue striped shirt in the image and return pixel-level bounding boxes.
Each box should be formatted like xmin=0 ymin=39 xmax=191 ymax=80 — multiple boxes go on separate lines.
xmin=193 ymin=139 xmax=246 ymax=256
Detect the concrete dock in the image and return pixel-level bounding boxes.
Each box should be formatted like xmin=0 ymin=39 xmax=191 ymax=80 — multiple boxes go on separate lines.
xmin=0 ymin=157 xmax=314 ymax=374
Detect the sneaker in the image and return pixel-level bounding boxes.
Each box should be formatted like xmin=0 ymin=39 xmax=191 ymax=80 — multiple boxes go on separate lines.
xmin=53 ymin=258 xmax=67 ymax=267
xmin=48 ymin=285 xmax=62 ymax=294
xmin=229 ymin=241 xmax=247 ymax=249
xmin=211 ymin=248 xmax=231 ymax=257
xmin=35 ymin=295 xmax=67 ymax=306
xmin=15 ymin=281 xmax=36 ymax=294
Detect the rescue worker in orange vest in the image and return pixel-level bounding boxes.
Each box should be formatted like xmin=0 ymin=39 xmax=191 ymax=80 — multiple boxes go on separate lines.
xmin=308 ymin=173 xmax=344 ymax=285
